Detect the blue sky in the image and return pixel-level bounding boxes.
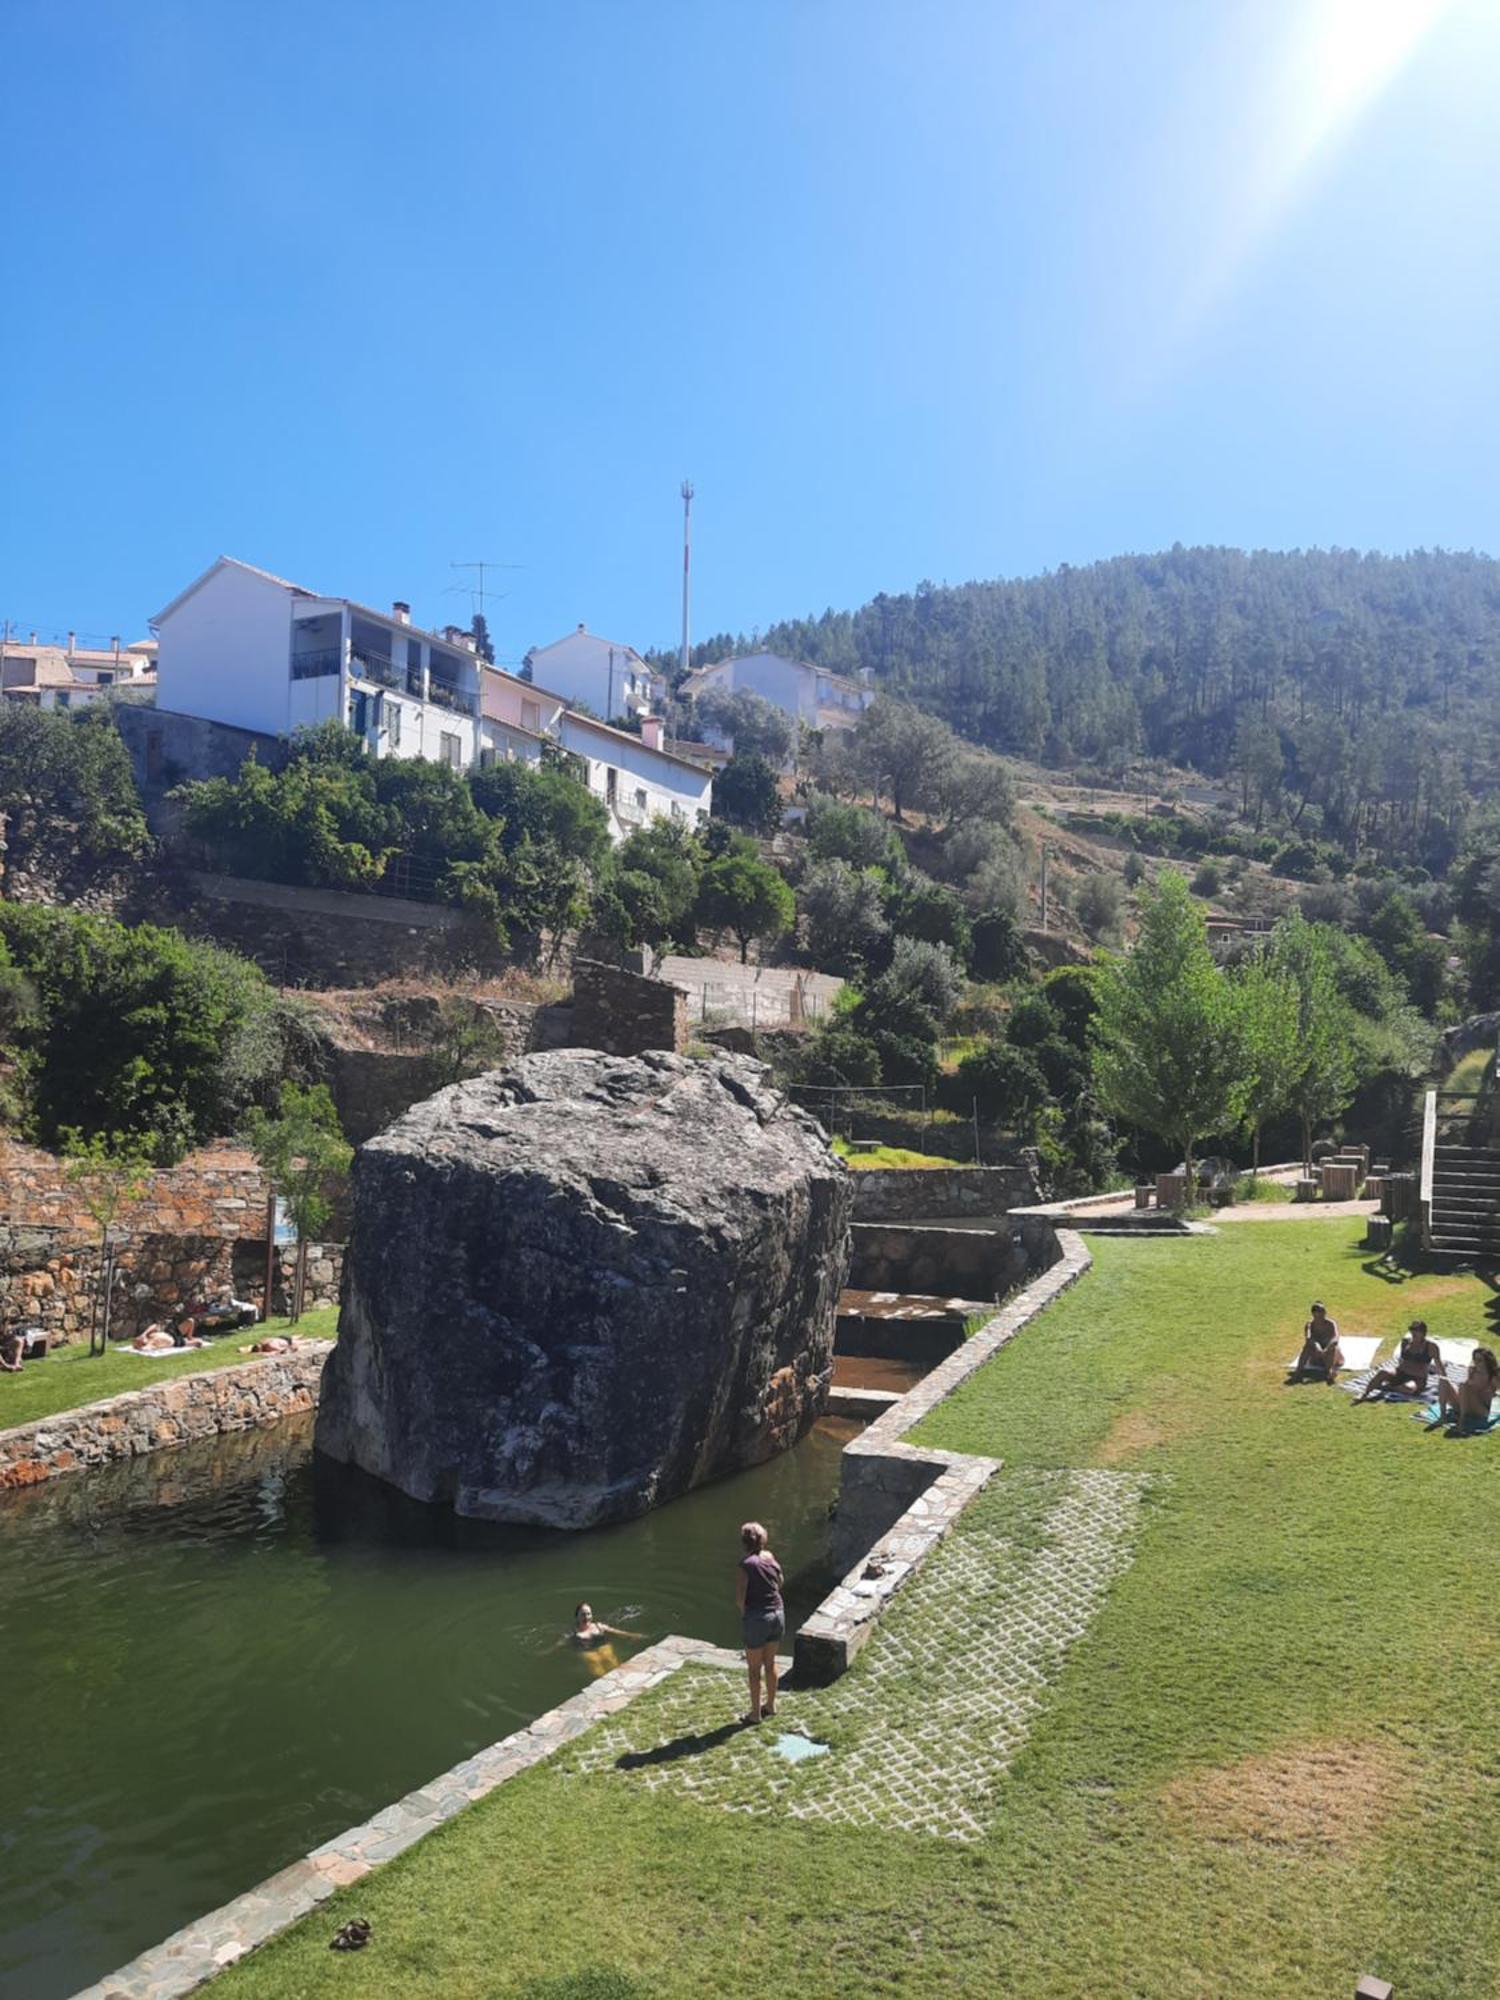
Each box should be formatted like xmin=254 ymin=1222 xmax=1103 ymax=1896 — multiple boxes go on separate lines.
xmin=3 ymin=0 xmax=1498 ymax=668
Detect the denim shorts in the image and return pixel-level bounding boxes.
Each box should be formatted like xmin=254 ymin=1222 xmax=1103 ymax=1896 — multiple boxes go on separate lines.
xmin=742 ymin=1608 xmax=785 ymax=1650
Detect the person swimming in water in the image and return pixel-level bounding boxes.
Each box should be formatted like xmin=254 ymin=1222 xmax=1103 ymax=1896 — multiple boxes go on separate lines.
xmin=566 ymin=1602 xmax=644 ymax=1676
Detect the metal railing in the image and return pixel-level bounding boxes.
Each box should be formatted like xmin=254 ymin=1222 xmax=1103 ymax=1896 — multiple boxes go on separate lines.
xmin=1419 ymin=1088 xmax=1437 ymax=1248
xmin=350 ymin=649 xmax=401 ymax=691
xmin=427 ymin=678 xmax=477 ymax=717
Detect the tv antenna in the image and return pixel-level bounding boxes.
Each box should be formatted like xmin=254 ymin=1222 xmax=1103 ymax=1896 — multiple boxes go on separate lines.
xmin=448 ymin=559 xmax=523 ymax=620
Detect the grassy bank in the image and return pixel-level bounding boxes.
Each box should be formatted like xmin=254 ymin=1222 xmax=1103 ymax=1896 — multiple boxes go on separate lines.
xmin=215 ymin=1225 xmax=1500 ymax=1999
xmin=0 ymin=1308 xmax=338 ymax=1430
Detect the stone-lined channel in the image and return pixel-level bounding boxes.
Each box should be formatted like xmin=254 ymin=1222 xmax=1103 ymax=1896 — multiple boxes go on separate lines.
xmin=1 ymin=1410 xmax=854 ymax=2000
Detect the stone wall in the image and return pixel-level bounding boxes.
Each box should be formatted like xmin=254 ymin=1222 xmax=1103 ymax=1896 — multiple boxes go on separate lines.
xmin=848 ymin=1164 xmax=1041 ymax=1223
xmin=848 ymin=1221 xmax=1032 ymax=1299
xmin=162 ymin=873 xmax=515 ymax=989
xmin=0 ymin=1138 xmax=269 ymax=1236
xmin=0 ymin=1229 xmax=341 ymax=1343
xmin=570 ymin=959 xmax=688 ymax=1057
xmin=0 ymin=1142 xmax=342 ymax=1340
xmin=0 ymin=1344 xmax=332 ymax=1491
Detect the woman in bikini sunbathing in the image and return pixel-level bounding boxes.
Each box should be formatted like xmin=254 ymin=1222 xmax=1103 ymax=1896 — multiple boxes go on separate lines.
xmin=1431 ymin=1346 xmax=1500 ymax=1432
xmin=1289 ymin=1302 xmax=1344 ymax=1382
xmin=1356 ymin=1320 xmax=1442 ymax=1402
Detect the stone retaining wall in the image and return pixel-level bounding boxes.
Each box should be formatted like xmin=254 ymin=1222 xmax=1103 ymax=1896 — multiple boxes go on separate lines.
xmin=848 ymin=1163 xmax=1041 ymax=1222
xmin=848 ymin=1220 xmax=1031 ymax=1298
xmin=0 ymin=1345 xmax=332 ymax=1492
xmin=0 ymin=1142 xmax=343 ymax=1342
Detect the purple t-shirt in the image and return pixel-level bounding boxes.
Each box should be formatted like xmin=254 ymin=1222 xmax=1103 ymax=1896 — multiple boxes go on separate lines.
xmin=740 ymin=1551 xmax=784 ymax=1616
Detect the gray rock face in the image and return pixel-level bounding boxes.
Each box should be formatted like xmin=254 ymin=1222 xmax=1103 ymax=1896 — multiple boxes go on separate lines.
xmin=315 ymin=1050 xmax=851 ymax=1528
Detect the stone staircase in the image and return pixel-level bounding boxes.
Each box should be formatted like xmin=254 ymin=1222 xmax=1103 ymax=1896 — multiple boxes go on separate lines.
xmin=1427 ymin=1144 xmax=1500 ymax=1260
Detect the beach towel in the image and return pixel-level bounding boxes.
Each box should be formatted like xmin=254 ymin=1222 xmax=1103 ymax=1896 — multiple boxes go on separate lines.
xmin=122 ymin=1342 xmax=204 ymax=1359
xmin=1289 ymin=1334 xmax=1381 ymax=1374
xmin=1416 ymin=1400 xmax=1500 ymax=1433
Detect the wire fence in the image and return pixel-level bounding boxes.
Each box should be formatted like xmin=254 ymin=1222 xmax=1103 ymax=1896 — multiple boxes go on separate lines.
xmin=688 ymin=981 xmax=830 ymax=1031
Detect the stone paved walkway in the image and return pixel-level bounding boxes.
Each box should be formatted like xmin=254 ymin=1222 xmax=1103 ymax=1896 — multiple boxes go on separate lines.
xmin=560 ymin=1466 xmax=1145 ymax=1841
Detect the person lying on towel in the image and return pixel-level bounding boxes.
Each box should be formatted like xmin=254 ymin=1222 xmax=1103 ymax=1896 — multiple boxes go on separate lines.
xmin=1356 ymin=1320 xmax=1442 ymax=1402
xmin=1289 ymin=1302 xmax=1344 ymax=1381
xmin=1430 ymin=1346 xmax=1500 ymax=1433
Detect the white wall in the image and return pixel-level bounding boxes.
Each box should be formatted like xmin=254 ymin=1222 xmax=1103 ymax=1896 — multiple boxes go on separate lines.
xmin=528 ymin=631 xmax=653 ymax=720
xmin=559 ymin=715 xmax=713 ymax=840
xmin=155 ymin=565 xmax=297 ymax=735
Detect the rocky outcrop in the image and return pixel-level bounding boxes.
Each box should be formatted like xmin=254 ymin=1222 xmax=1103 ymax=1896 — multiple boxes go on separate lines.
xmin=315 ymin=1050 xmax=851 ymax=1528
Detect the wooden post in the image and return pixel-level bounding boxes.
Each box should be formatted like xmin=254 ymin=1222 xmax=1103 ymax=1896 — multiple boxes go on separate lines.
xmin=263 ymin=1189 xmax=276 ymax=1324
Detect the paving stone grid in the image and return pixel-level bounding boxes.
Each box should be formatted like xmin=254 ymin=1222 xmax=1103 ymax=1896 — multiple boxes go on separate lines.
xmin=560 ymin=1467 xmax=1146 ymax=1840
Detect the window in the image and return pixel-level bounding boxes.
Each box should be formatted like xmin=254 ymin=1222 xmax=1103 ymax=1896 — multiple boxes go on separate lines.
xmin=521 ymin=699 xmax=541 ymax=733
xmin=634 ymin=787 xmax=647 ymax=811
xmin=478 ymin=746 xmax=496 ymax=771
xmin=349 ymin=690 xmax=369 ymax=734
xmin=440 ymin=731 xmax=461 ymax=770
xmin=671 ymin=801 xmax=684 ymax=821
xmin=605 ymin=766 xmax=618 ymax=803
xmin=387 ymin=701 xmax=402 ymax=748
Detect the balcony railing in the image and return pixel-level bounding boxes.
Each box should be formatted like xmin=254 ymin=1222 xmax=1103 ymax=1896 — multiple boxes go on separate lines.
xmin=291 ymin=649 xmax=341 ymax=681
xmin=350 ymin=648 xmax=401 ymax=691
xmin=427 ymin=678 xmax=477 ymax=717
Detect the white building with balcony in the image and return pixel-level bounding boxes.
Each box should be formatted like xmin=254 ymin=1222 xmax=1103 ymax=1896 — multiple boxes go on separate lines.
xmin=152 ymin=556 xmax=483 ymax=768
xmin=481 ymin=664 xmax=712 ymax=840
xmin=521 ymin=624 xmax=665 ymax=723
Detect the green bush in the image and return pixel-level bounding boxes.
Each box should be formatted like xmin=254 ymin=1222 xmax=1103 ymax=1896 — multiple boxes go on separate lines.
xmin=0 ymin=704 xmax=148 ymax=872
xmin=0 ymin=906 xmax=299 ymax=1159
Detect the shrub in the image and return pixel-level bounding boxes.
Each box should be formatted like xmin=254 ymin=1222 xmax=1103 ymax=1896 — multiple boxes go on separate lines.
xmin=712 ymin=755 xmax=782 ymax=834
xmin=0 ymin=905 xmax=293 ymax=1159
xmin=954 ymin=1041 xmax=1049 ymax=1134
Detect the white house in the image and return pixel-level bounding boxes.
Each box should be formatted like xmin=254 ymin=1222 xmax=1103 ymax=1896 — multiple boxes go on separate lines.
xmin=522 ymin=624 xmax=665 ymax=723
xmin=153 ymin=557 xmax=483 ymax=769
xmin=482 ymin=662 xmax=712 ymax=841
xmin=559 ymin=709 xmax=713 ymax=841
xmin=680 ymin=650 xmax=872 ymax=743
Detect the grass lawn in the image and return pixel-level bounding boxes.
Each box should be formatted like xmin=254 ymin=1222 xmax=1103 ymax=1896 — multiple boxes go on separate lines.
xmin=831 ymin=1139 xmax=958 ymax=1169
xmin=0 ymin=1307 xmax=338 ymax=1430
xmin=216 ymin=1224 xmax=1500 ymax=2000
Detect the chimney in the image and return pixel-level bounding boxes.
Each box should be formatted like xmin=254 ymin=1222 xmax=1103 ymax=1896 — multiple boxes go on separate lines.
xmin=392 ymin=601 xmax=411 ymax=625
xmin=111 ymin=636 xmax=121 ymax=660
xmin=66 ymin=630 xmax=76 ymax=656
xmin=577 ymin=621 xmax=586 ymax=632
xmin=641 ymin=714 xmax=664 ymax=752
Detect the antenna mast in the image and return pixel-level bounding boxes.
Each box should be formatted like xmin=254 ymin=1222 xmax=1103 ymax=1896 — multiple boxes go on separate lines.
xmin=679 ymin=480 xmax=694 ymax=685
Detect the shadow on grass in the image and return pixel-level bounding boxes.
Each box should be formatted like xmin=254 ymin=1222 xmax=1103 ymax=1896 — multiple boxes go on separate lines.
xmin=615 ymin=1720 xmax=744 ymax=1771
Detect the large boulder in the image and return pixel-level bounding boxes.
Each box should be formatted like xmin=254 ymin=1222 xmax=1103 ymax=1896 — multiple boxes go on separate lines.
xmin=315 ymin=1049 xmax=851 ymax=1528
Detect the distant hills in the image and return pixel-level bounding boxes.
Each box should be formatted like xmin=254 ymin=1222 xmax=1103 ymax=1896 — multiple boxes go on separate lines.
xmin=666 ymin=546 xmax=1500 ymax=863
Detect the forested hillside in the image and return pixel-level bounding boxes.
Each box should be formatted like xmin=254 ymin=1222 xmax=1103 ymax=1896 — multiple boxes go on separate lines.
xmin=665 ymin=547 xmax=1500 ymax=871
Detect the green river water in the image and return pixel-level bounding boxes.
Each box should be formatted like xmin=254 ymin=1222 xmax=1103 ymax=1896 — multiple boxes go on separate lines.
xmin=0 ymin=1413 xmax=852 ymax=2000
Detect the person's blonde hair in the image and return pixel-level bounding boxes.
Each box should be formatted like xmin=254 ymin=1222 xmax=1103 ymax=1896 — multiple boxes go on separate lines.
xmin=740 ymin=1521 xmax=768 ymax=1553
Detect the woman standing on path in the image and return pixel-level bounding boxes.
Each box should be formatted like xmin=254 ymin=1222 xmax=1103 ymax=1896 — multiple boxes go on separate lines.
xmin=737 ymin=1521 xmax=785 ymax=1725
